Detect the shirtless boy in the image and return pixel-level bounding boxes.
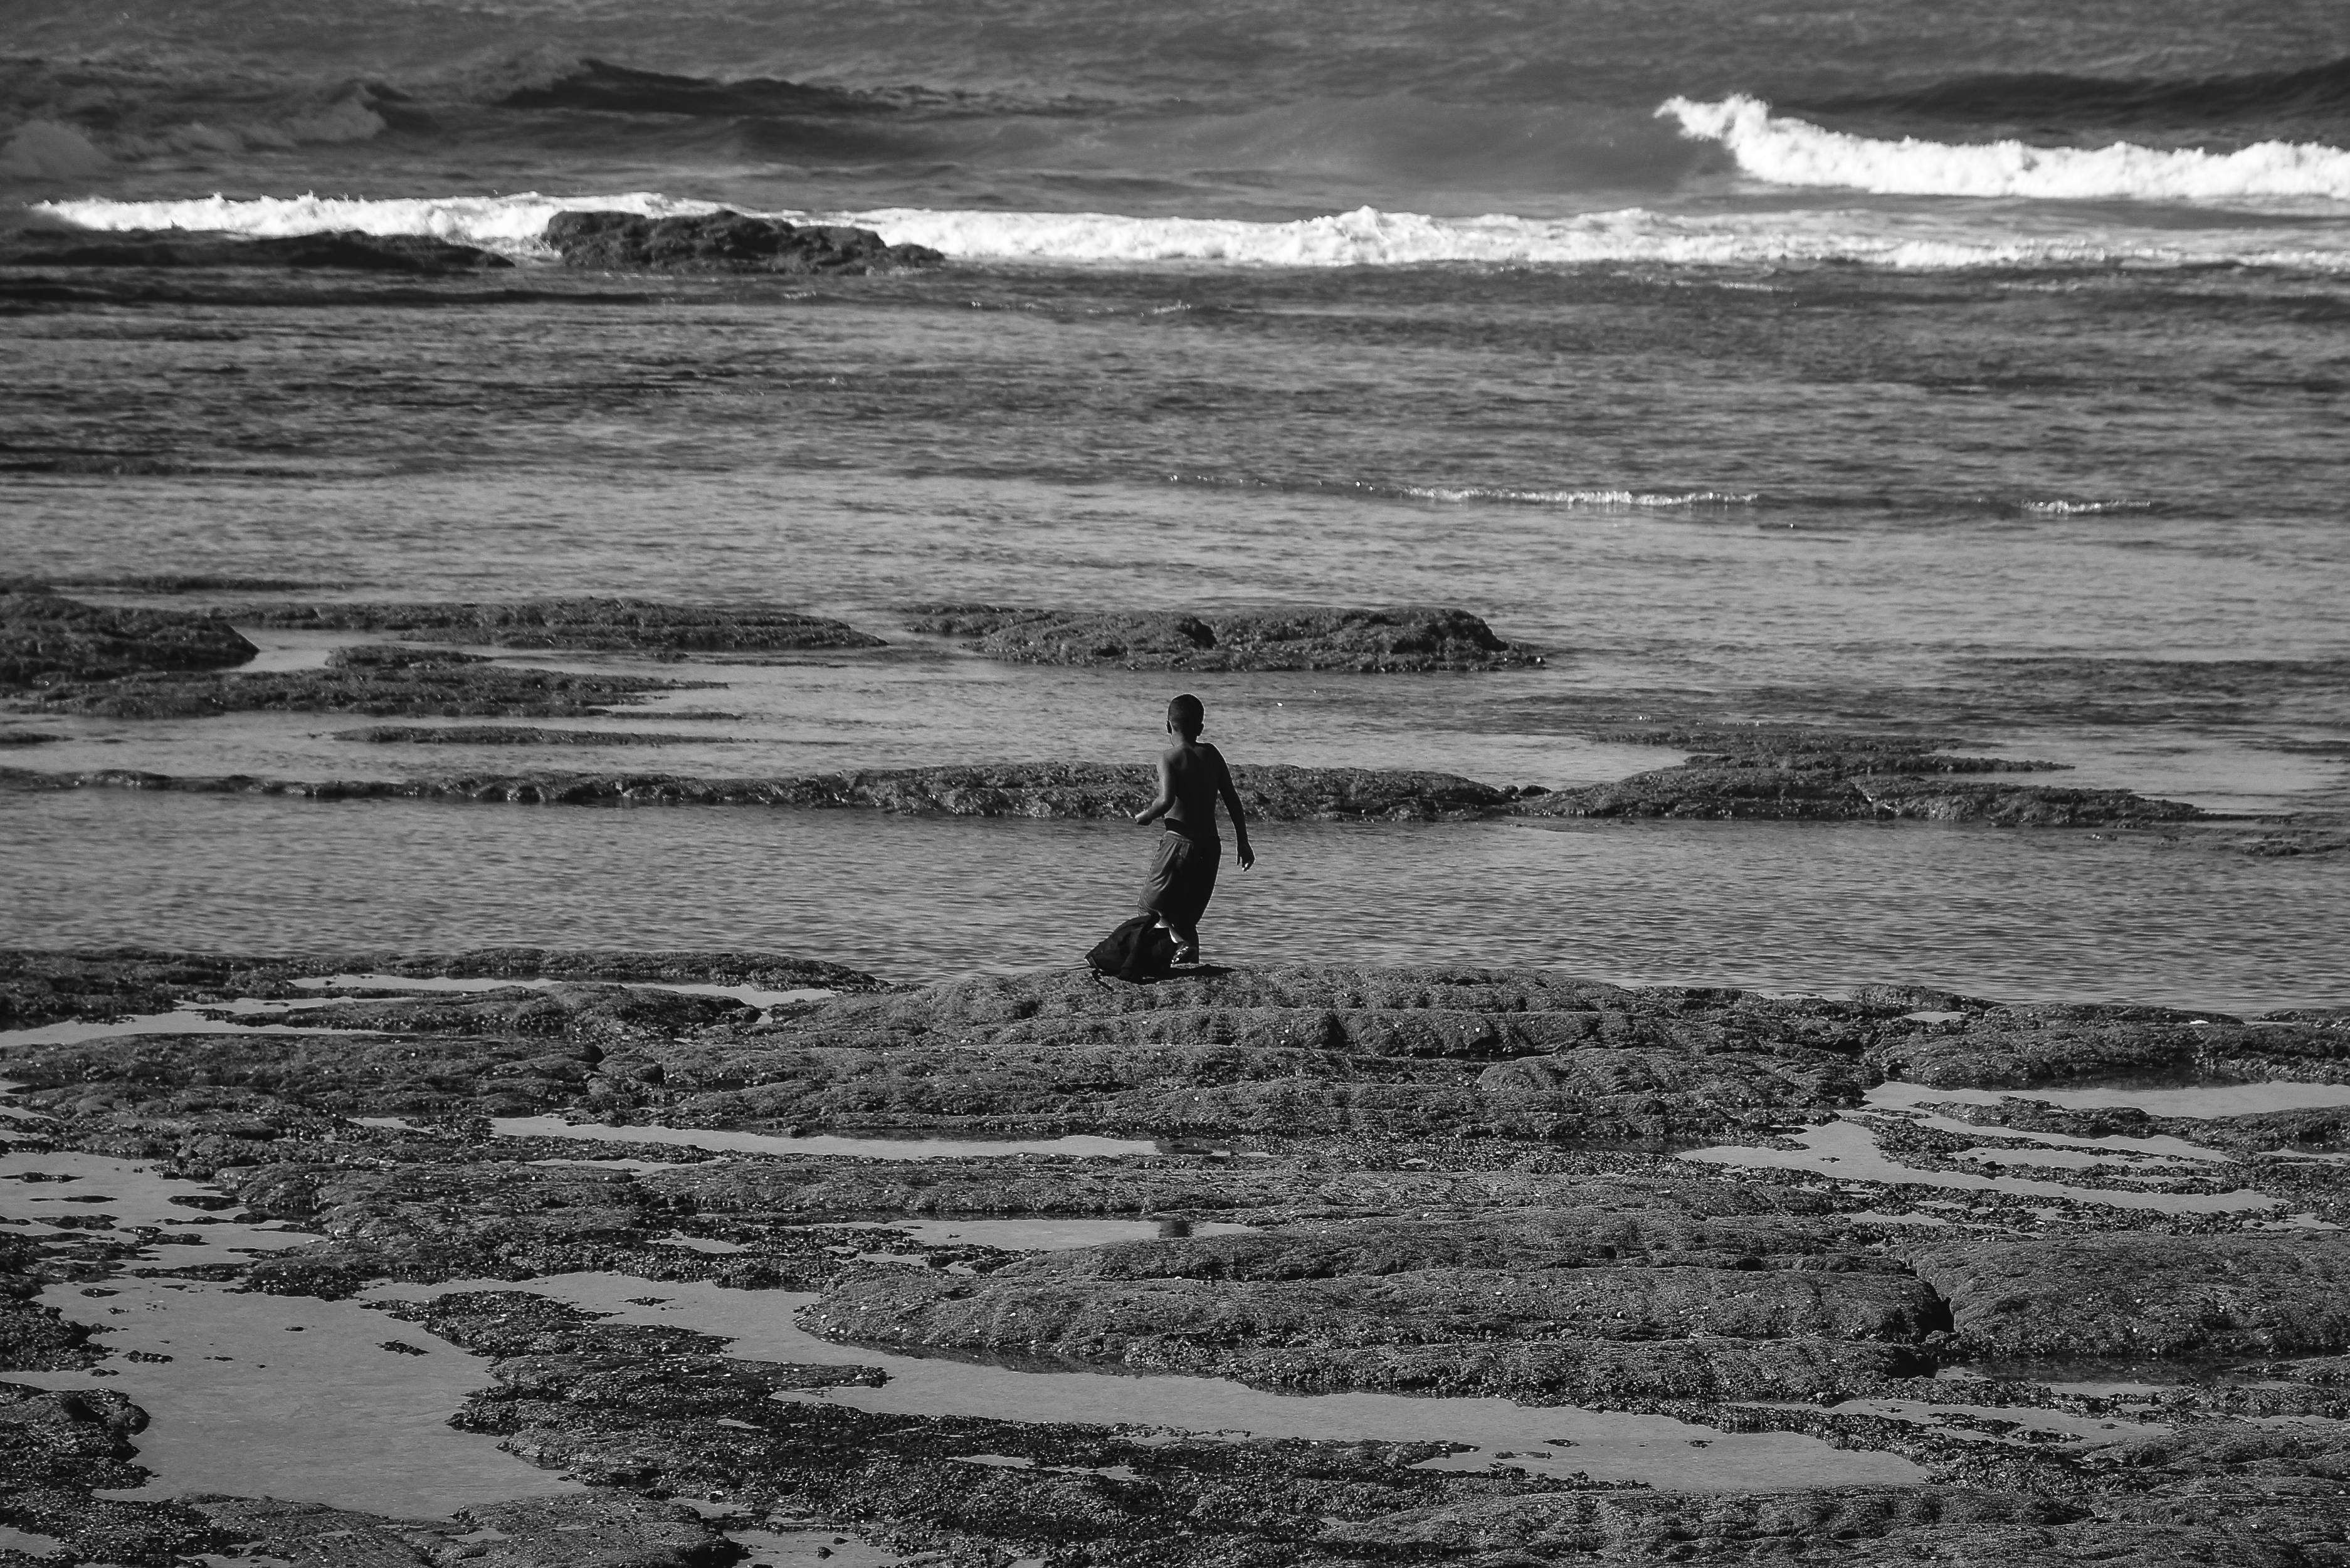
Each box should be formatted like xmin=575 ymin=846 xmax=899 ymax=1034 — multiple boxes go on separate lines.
xmin=1132 ymin=693 xmax=1254 ymax=965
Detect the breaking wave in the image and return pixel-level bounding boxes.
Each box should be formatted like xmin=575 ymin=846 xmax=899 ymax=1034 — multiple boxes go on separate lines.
xmin=38 ymin=192 xmax=2350 ymax=272
xmin=1662 ymin=93 xmax=2350 ymax=203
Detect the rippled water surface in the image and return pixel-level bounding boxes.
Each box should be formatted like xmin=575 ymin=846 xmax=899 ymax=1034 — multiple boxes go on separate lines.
xmin=4 ymin=789 xmax=2337 ymax=1013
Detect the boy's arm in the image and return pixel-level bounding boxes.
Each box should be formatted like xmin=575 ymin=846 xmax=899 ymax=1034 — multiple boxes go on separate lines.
xmin=1134 ymin=749 xmax=1176 ymax=826
xmin=1214 ymin=749 xmax=1255 ymax=868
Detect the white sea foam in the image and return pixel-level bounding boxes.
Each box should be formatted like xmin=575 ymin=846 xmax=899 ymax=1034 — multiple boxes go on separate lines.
xmin=1662 ymin=93 xmax=2350 ymax=204
xmin=36 ymin=191 xmax=2350 ymax=271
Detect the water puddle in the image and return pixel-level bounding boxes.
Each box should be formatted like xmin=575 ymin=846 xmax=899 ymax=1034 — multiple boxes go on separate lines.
xmin=1679 ymin=1119 xmax=2278 ymax=1214
xmin=1764 ymin=1396 xmax=2166 ymax=1448
xmin=866 ymin=1218 xmax=1258 ymax=1250
xmin=0 ymin=1149 xmax=577 ymax=1518
xmin=0 ymin=1010 xmax=396 ymax=1047
xmin=489 ymin=1117 xmax=1159 ymax=1161
xmin=16 ymin=1276 xmax=581 ymax=1518
xmin=0 ymin=1525 xmax=65 ymax=1559
xmin=369 ymin=1273 xmax=1924 ymax=1494
xmin=1872 ymin=1080 xmax=2350 ymax=1120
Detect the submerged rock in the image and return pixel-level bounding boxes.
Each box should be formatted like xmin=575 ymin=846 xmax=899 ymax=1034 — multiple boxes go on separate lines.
xmin=0 ymin=582 xmax=255 ymax=685
xmin=0 ymin=228 xmax=511 ymax=273
xmin=223 ymin=596 xmax=885 ymax=653
xmin=544 ymin=209 xmax=942 ymax=274
xmin=5 ymin=643 xmax=697 ymax=719
xmin=906 ymin=602 xmax=1542 ymax=671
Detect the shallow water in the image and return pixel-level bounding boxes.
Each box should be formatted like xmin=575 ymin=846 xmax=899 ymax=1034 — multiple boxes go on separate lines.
xmin=1680 ymin=1118 xmax=2280 ymax=1214
xmin=371 ymin=1273 xmax=1925 ymax=1493
xmin=0 ymin=1149 xmax=578 ymax=1518
xmin=1873 ymin=1080 xmax=2350 ymax=1119
xmin=5 ymin=792 xmax=2341 ymax=1014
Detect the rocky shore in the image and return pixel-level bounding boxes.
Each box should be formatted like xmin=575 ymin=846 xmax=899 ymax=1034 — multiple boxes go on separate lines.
xmin=3 ymin=949 xmax=2347 ymax=1565
xmin=0 ymin=752 xmax=2206 ymax=828
xmin=905 ymin=604 xmax=1543 ymax=671
xmin=219 ymin=596 xmax=886 ymax=655
xmin=0 ymin=228 xmax=512 ymax=273
xmin=542 ymin=210 xmax=944 ymax=274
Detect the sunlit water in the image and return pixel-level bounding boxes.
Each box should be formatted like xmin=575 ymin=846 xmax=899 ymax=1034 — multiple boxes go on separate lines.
xmin=3 ymin=787 xmax=2338 ymax=1013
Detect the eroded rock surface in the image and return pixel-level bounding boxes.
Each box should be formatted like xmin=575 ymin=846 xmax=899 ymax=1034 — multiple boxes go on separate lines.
xmin=5 ymin=951 xmax=2350 ymax=1567
xmin=224 ymin=596 xmax=884 ymax=653
xmin=906 ymin=603 xmax=1542 ymax=671
xmin=2 ymin=642 xmax=700 ymax=720
xmin=0 ymin=582 xmax=256 ymax=686
xmin=0 ymin=228 xmax=512 ymax=273
xmin=544 ymin=210 xmax=942 ymax=274
xmin=0 ymin=760 xmax=1511 ymax=819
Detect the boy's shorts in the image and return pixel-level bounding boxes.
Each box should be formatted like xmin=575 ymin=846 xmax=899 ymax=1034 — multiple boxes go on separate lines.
xmin=1139 ymin=829 xmax=1220 ymax=930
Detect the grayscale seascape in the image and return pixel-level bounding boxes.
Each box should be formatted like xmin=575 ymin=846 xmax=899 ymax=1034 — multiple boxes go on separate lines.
xmin=2 ymin=1 xmax=2348 ymax=1564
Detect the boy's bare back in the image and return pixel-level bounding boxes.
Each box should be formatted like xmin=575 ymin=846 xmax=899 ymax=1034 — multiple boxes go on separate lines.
xmin=1158 ymin=739 xmax=1231 ymax=837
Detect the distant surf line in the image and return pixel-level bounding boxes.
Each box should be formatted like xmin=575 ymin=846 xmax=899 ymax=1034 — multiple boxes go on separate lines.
xmin=36 ymin=189 xmax=2350 ymax=273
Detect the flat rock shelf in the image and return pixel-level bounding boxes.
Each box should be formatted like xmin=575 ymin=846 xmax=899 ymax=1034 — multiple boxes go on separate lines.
xmin=3 ymin=949 xmax=2347 ymax=1567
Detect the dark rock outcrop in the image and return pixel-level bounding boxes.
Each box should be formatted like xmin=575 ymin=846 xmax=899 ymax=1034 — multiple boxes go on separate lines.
xmin=1915 ymin=1233 xmax=2350 ymax=1358
xmin=0 ymin=945 xmax=882 ymax=1031
xmin=6 ymin=643 xmax=697 ymax=719
xmin=1517 ymin=766 xmax=2201 ymax=824
xmin=0 ymin=760 xmax=1511 ymax=819
xmin=906 ymin=603 xmax=1542 ymax=671
xmin=544 ymin=209 xmax=942 ymax=274
xmin=0 ymin=582 xmax=255 ymax=685
xmin=0 ymin=228 xmax=512 ymax=273
xmin=223 ymin=596 xmax=884 ymax=653
xmin=1518 ymin=728 xmax=2195 ymax=826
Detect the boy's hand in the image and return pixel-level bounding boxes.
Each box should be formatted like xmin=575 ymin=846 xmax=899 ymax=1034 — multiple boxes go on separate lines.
xmin=1237 ymin=841 xmax=1255 ymax=870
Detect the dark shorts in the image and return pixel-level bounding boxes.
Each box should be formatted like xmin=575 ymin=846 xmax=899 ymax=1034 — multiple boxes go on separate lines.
xmin=1139 ymin=829 xmax=1220 ymax=930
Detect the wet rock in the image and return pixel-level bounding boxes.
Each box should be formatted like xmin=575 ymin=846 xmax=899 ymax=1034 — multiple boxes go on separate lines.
xmin=0 ymin=1383 xmax=226 ymax=1564
xmin=0 ymin=760 xmax=1512 ymax=820
xmin=544 ymin=210 xmax=941 ymax=274
xmin=334 ymin=725 xmax=742 ymax=745
xmin=0 ymin=1297 xmax=103 ymax=1371
xmin=460 ymin=1493 xmax=749 ymax=1567
xmin=4 ymin=641 xmax=697 ymax=720
xmin=1586 ymin=725 xmax=2072 ymax=775
xmin=906 ymin=602 xmax=1542 ymax=671
xmin=1915 ymin=1233 xmax=2350 ymax=1358
xmin=1517 ymin=766 xmax=2197 ymax=825
xmin=804 ymin=1263 xmax=1946 ymax=1372
xmin=0 ymin=582 xmax=255 ymax=685
xmin=1322 ymin=1485 xmax=2084 ymax=1558
xmin=640 ymin=966 xmax=1884 ymax=1142
xmin=224 ymin=596 xmax=884 ymax=653
xmin=1009 ymin=1209 xmax=1912 ymax=1281
xmin=0 ymin=945 xmax=880 ymax=1031
xmin=0 ymin=228 xmax=512 ymax=272
xmin=1865 ymin=1006 xmax=2348 ymax=1090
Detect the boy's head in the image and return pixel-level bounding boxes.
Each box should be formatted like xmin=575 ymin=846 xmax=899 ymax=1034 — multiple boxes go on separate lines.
xmin=1166 ymin=693 xmax=1204 ymax=740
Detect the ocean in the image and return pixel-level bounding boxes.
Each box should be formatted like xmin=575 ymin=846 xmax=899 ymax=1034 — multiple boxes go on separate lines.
xmin=3 ymin=0 xmax=2347 ymax=1009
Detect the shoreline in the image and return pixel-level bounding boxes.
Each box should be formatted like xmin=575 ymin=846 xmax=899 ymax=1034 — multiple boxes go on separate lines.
xmin=2 ymin=947 xmax=2346 ymax=1564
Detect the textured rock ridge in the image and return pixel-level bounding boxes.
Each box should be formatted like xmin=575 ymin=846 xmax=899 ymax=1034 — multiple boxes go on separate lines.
xmin=905 ymin=602 xmax=1542 ymax=671
xmin=544 ymin=209 xmax=943 ymax=273
xmin=221 ymin=595 xmax=884 ymax=653
xmin=0 ymin=582 xmax=256 ymax=685
xmin=0 ymin=228 xmax=512 ymax=272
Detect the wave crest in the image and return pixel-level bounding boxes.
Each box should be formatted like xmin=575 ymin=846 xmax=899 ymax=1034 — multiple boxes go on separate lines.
xmin=1662 ymin=93 xmax=2350 ymax=203
xmin=37 ymin=191 xmax=2350 ymax=272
